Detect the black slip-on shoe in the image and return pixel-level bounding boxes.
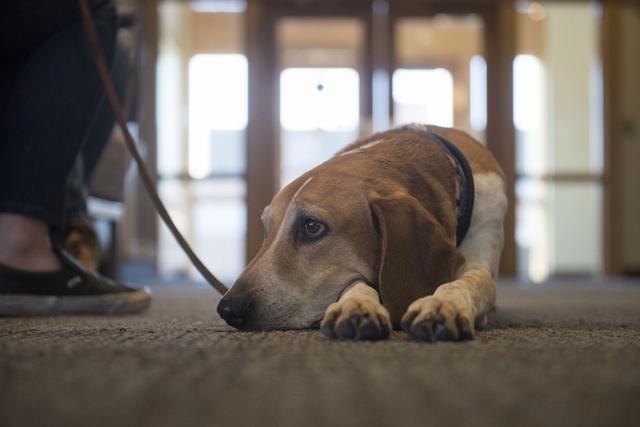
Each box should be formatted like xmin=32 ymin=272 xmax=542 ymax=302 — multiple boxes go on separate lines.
xmin=0 ymin=248 xmax=151 ymax=316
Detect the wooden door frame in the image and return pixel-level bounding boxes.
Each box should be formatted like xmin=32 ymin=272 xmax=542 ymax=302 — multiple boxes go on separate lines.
xmin=484 ymin=0 xmax=517 ymax=276
xmin=245 ymin=1 xmax=279 ymax=263
xmin=602 ymin=0 xmax=622 ymax=275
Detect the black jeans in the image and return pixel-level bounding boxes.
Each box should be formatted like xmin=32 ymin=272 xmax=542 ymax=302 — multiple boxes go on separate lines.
xmin=0 ymin=0 xmax=117 ymax=229
xmin=64 ymin=40 xmax=128 ymax=226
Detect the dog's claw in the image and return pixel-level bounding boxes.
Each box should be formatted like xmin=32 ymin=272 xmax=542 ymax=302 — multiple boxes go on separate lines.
xmin=320 ymin=307 xmax=339 ymax=339
xmin=321 ymin=322 xmax=338 ymax=339
xmin=336 ymin=315 xmax=357 ymax=339
xmin=321 ymin=300 xmax=391 ymax=341
xmin=413 ymin=322 xmax=436 ymax=342
xmin=401 ymin=296 xmax=475 ymax=343
xmin=355 ymin=315 xmax=378 ymax=340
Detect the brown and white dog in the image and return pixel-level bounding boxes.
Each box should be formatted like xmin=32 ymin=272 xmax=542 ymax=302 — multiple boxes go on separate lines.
xmin=217 ymin=124 xmax=507 ymax=341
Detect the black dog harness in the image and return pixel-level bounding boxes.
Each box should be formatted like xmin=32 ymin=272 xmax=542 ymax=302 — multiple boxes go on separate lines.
xmin=398 ymin=127 xmax=475 ymax=247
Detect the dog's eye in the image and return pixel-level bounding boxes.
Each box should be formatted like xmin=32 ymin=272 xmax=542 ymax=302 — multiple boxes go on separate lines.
xmin=302 ymin=218 xmax=327 ymax=240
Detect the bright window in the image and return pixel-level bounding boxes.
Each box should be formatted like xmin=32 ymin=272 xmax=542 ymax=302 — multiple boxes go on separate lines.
xmin=513 ymin=54 xmax=544 ymax=132
xmin=279 ymin=67 xmax=360 ymax=187
xmin=157 ymin=51 xmax=182 ymax=176
xmin=514 ymin=53 xmax=546 ymax=176
xmin=392 ymin=68 xmax=454 ymax=127
xmin=188 ymin=54 xmax=248 ymax=178
xmin=469 ymin=55 xmax=487 ymax=132
xmin=280 ymin=68 xmax=360 ymax=132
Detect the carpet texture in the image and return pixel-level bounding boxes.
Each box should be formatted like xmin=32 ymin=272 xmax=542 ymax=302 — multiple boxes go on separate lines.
xmin=2 ymin=282 xmax=640 ymax=427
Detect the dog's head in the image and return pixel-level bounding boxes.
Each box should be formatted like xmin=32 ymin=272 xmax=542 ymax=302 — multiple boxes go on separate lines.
xmin=217 ymin=165 xmax=463 ymax=330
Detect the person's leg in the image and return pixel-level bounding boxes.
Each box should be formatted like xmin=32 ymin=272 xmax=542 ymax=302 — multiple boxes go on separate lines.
xmin=57 ymin=39 xmax=130 ymax=272
xmin=0 ymin=0 xmax=117 ymax=272
xmin=0 ymin=1 xmax=150 ymax=316
xmin=63 ymin=39 xmax=130 ymax=226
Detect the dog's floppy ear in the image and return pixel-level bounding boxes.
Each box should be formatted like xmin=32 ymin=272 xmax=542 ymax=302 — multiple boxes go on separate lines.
xmin=370 ymin=195 xmax=465 ymax=327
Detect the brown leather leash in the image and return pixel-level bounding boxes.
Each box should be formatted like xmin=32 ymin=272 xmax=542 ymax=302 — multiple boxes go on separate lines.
xmin=78 ymin=0 xmax=228 ymax=294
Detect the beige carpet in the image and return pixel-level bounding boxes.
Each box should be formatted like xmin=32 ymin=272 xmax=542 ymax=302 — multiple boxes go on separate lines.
xmin=2 ymin=281 xmax=640 ymax=427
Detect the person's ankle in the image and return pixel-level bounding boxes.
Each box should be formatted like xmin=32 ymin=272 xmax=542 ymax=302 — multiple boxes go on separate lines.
xmin=0 ymin=242 xmax=62 ymax=272
xmin=0 ymin=214 xmax=61 ymax=271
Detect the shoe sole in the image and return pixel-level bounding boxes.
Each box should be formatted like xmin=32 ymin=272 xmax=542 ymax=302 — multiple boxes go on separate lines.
xmin=0 ymin=287 xmax=152 ymax=316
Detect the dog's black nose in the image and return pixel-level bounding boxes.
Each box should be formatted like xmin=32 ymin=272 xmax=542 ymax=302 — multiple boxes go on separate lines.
xmin=217 ymin=297 xmax=254 ymax=329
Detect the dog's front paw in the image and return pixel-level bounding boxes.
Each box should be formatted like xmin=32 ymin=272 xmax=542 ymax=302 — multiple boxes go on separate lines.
xmin=401 ymin=295 xmax=475 ymax=342
xmin=321 ymin=299 xmax=391 ymax=341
